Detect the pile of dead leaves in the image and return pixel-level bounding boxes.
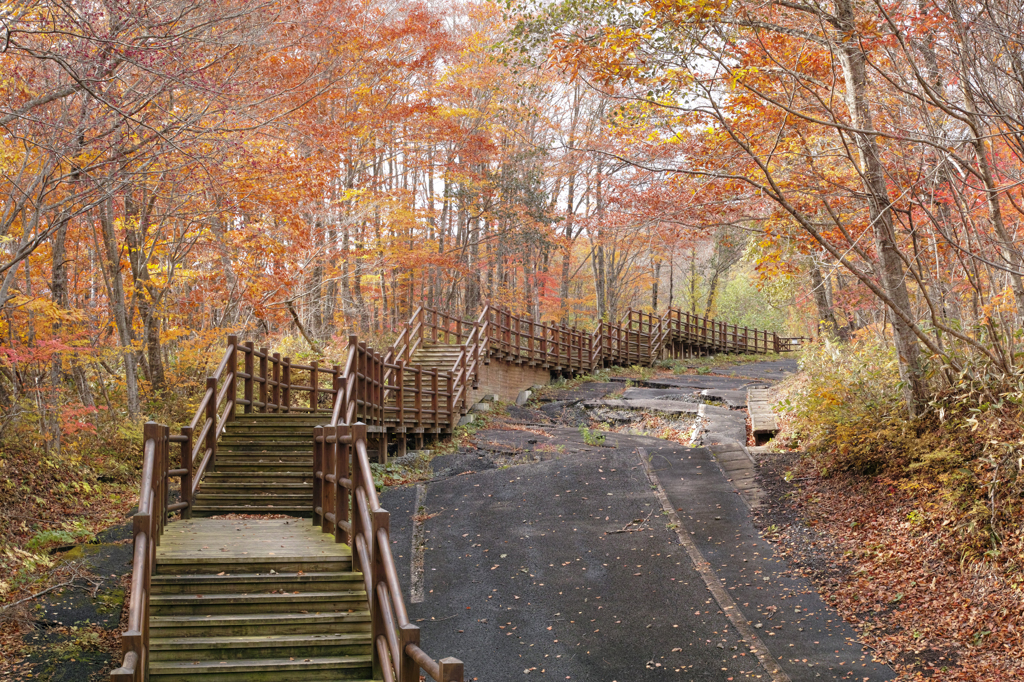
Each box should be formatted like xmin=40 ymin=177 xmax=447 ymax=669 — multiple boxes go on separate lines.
xmin=758 ymin=459 xmax=1024 ymax=680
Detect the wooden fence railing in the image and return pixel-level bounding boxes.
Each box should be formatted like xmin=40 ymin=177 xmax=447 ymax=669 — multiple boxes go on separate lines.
xmin=483 ymin=306 xmax=592 ymax=372
xmin=113 ymin=302 xmax=803 ymax=681
xmin=314 ymin=423 xmax=463 ymax=682
xmin=110 ymin=423 xmax=189 ymax=682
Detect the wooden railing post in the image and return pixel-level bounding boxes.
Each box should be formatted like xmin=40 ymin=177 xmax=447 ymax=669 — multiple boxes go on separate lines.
xmin=311 ymin=361 xmax=319 ymax=412
xmin=226 ymin=335 xmax=238 ymax=423
xmin=370 ymin=508 xmax=389 ymax=679
xmin=337 ymin=424 xmax=351 ymax=544
xmin=446 ymin=371 xmax=454 ymax=424
xmin=159 ymin=424 xmax=169 ymax=540
xmin=459 ymin=344 xmax=467 ymax=406
xmin=400 ymin=623 xmax=421 ymax=682
xmin=243 ymin=341 xmax=254 ymax=414
xmin=180 ymin=426 xmax=193 ymax=520
xmin=313 ymin=425 xmax=325 ymax=529
xmin=351 ymin=423 xmax=368 ymax=554
xmin=282 ymin=357 xmax=292 ymax=413
xmin=259 ymin=347 xmax=269 ymax=412
xmin=376 ymin=347 xmax=384 ymax=428
xmin=397 ymin=360 xmax=406 ymax=429
xmin=773 ymin=332 xmax=780 ymax=353
xmin=272 ymin=352 xmax=281 ymax=412
xmin=205 ymin=377 xmax=218 ymax=471
xmin=355 ymin=341 xmax=366 ymax=423
xmin=321 ymin=424 xmax=335 ymax=535
xmin=439 ymin=657 xmax=465 ymax=682
xmin=430 ymin=370 xmax=439 ymax=429
xmin=414 ymin=366 xmax=423 ymax=427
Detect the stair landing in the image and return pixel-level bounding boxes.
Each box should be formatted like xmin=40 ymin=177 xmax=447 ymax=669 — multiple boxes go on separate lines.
xmin=158 ymin=518 xmax=349 ymax=564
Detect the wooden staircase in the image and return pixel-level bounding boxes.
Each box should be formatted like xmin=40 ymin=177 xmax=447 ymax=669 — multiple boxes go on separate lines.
xmin=193 ymin=414 xmax=320 ymax=516
xmin=410 ymin=343 xmax=463 ymax=373
xmin=148 ymin=518 xmax=372 ymax=682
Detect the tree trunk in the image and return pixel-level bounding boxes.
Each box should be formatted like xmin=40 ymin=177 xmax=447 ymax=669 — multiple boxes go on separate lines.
xmin=808 ymin=257 xmax=840 ymax=339
xmin=125 ymin=191 xmax=166 ymax=391
xmin=98 ymin=198 xmax=141 ymax=416
xmin=652 ymin=257 xmax=661 ymax=311
xmin=47 ymin=214 xmax=71 ymax=456
xmin=560 ymin=168 xmax=577 ymax=323
xmin=834 ymin=0 xmax=926 ymax=413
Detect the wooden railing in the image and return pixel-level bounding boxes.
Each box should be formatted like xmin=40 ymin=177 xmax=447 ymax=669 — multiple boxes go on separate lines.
xmin=110 ymin=423 xmax=190 ymax=682
xmin=777 ymin=336 xmax=810 ymax=352
xmin=314 ymin=423 xmax=463 ymax=682
xmin=334 ymin=335 xmax=459 ymax=433
xmin=482 ymin=307 xmax=591 ymax=372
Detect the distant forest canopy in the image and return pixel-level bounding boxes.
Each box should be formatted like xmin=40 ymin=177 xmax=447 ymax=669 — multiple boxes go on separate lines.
xmin=5 ymin=0 xmax=1023 ymax=445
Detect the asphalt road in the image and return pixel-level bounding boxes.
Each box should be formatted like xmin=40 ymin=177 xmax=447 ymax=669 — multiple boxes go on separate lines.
xmin=381 ymin=359 xmax=894 ymax=681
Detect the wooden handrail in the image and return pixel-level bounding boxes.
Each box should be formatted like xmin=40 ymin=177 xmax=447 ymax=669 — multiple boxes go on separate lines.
xmin=111 ymin=422 xmax=186 ymax=682
xmin=312 ymin=425 xmax=462 ymax=682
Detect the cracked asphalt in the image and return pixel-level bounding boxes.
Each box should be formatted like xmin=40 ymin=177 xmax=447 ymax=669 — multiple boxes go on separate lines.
xmin=382 ymin=361 xmax=895 ymax=681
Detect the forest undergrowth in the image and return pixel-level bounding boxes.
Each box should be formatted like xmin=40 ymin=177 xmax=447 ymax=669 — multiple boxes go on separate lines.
xmin=770 ymin=338 xmax=1024 ymax=679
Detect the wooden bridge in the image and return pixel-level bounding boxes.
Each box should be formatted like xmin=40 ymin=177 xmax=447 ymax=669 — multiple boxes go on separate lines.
xmin=110 ymin=305 xmax=802 ymax=682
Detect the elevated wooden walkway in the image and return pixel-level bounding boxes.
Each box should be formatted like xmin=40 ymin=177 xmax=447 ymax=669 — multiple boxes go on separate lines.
xmin=110 ymin=304 xmax=802 ymax=682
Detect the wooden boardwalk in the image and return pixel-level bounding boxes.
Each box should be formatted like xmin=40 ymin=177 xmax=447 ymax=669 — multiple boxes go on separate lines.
xmin=747 ymin=388 xmax=779 ymax=445
xmin=111 ymin=304 xmax=802 ymax=682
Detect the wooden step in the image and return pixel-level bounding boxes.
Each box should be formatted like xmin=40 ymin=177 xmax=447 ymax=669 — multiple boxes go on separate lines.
xmin=150 ymin=590 xmax=367 ymax=616
xmin=217 ymin=432 xmax=309 ymax=444
xmin=190 ymin=504 xmax=313 ymax=516
xmin=192 ymin=493 xmax=311 ymax=504
xmin=229 ymin=415 xmax=328 ymax=423
xmin=150 ymin=571 xmax=362 ymax=594
xmin=201 ymin=472 xmax=314 ymax=484
xmin=748 ymin=388 xmax=778 ymax=445
xmin=148 ymin=654 xmax=372 ymax=681
xmin=156 ymin=553 xmax=348 ymax=576
xmin=149 ymin=509 xmax=369 ymax=679
xmin=196 ymin=483 xmax=312 ymax=495
xmin=193 ymin=493 xmax=311 ymax=504
xmin=150 ymin=611 xmax=370 ymax=638
xmin=215 ymin=455 xmax=313 ymax=464
xmin=214 ymin=463 xmax=313 ymax=473
xmin=149 ymin=632 xmax=371 ymax=661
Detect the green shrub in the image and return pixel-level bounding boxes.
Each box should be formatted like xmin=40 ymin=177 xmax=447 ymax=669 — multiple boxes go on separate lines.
xmin=578 ymin=425 xmax=606 ymax=446
xmin=779 ymin=337 xmax=932 ymax=474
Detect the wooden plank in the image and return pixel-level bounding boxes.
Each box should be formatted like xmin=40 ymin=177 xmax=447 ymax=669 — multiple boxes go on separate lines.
xmin=747 ymin=388 xmax=777 ymax=445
